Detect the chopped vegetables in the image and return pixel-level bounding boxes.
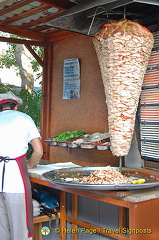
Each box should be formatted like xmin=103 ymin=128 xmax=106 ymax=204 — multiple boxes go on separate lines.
xmin=53 ymin=130 xmax=86 ymax=142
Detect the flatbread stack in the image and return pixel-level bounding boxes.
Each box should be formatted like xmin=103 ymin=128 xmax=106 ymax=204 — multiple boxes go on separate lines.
xmin=93 ymin=18 xmax=154 ymax=156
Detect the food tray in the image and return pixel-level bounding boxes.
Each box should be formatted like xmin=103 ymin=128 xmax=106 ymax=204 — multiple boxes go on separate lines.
xmin=80 ymin=143 xmax=96 ymax=149
xmin=48 ymin=141 xmax=57 ymax=146
xmin=57 ymin=142 xmax=67 ymax=147
xmin=67 ymin=143 xmax=79 ymax=148
xmin=42 ymin=167 xmax=159 ymax=190
xmin=97 ymin=143 xmax=109 ymax=150
xmin=44 ymin=134 xmax=110 ymax=150
xmin=80 ymin=141 xmax=110 ymax=150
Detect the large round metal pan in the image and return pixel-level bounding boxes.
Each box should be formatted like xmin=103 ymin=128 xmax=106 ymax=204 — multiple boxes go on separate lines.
xmin=42 ymin=167 xmax=159 ymax=190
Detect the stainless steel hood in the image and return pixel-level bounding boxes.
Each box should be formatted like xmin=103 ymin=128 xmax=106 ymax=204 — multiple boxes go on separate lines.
xmin=47 ymin=0 xmax=159 ymax=36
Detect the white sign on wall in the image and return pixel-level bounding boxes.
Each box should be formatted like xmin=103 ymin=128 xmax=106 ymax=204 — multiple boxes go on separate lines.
xmin=63 ymin=58 xmax=80 ymax=99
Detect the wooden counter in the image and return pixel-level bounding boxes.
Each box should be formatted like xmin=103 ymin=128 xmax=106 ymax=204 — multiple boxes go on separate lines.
xmin=30 ymin=173 xmax=159 ymax=240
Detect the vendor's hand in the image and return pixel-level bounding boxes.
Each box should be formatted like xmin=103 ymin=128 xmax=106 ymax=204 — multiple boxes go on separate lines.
xmin=27 ymin=161 xmax=37 ymax=169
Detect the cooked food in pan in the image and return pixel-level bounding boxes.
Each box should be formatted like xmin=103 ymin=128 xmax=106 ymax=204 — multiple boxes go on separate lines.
xmin=65 ymin=166 xmax=133 ymax=184
xmin=43 ymin=166 xmax=159 ymax=190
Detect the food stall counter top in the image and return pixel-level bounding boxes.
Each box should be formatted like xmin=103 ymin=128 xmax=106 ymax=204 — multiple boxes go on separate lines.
xmin=29 ymin=160 xmax=159 ymax=204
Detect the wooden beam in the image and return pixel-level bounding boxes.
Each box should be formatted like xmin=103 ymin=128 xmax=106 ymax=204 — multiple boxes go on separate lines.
xmin=31 ymin=25 xmax=51 ymax=33
xmin=72 ymin=194 xmax=79 ymax=240
xmin=0 ymin=36 xmax=45 ymax=46
xmin=119 ymin=207 xmax=127 ymax=229
xmin=0 ymin=0 xmax=33 ymax=16
xmin=2 ymin=4 xmax=51 ymax=25
xmin=24 ymin=45 xmax=44 ymax=67
xmin=20 ymin=9 xmax=64 ymax=29
xmin=37 ymin=0 xmax=74 ymax=10
xmin=47 ymin=30 xmax=80 ymax=42
xmin=39 ymin=28 xmax=59 ymax=35
xmin=66 ymin=216 xmax=129 ymax=240
xmin=60 ymin=191 xmax=67 ymax=240
xmin=0 ymin=23 xmax=45 ymax=41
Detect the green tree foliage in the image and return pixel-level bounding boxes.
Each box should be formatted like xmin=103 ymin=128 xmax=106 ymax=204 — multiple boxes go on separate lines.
xmin=31 ymin=45 xmax=44 ymax=77
xmin=0 ymin=34 xmax=43 ymax=82
xmin=0 ymin=83 xmax=42 ymax=129
xmin=0 ymin=45 xmax=17 ymax=69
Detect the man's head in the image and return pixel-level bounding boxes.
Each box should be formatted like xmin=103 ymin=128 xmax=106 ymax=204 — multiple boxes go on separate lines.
xmin=0 ymin=91 xmax=23 ymax=112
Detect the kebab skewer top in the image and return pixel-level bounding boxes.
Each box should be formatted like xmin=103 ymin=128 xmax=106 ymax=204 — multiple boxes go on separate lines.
xmin=93 ymin=18 xmax=154 ymax=156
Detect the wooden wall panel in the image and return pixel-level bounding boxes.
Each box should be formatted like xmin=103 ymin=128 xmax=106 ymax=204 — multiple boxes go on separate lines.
xmin=47 ymin=34 xmax=118 ymax=166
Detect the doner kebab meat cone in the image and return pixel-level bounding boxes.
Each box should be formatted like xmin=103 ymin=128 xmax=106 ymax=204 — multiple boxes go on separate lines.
xmin=93 ymin=19 xmax=154 ymax=156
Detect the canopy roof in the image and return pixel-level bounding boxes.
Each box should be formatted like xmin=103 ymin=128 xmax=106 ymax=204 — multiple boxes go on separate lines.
xmin=1 ymin=0 xmax=159 ymax=44
xmin=0 ymin=0 xmax=76 ymax=45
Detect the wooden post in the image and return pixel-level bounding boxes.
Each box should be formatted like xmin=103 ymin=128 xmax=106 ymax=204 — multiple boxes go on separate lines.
xmin=72 ymin=194 xmax=79 ymax=240
xmin=41 ymin=39 xmax=53 ymax=160
xmin=60 ymin=191 xmax=67 ymax=240
xmin=119 ymin=207 xmax=127 ymax=230
xmin=129 ymin=199 xmax=159 ymax=240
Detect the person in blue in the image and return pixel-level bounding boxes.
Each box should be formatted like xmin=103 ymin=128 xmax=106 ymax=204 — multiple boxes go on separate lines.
xmin=0 ymin=91 xmax=43 ymax=240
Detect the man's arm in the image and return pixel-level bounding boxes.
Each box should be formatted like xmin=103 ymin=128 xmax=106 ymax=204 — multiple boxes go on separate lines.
xmin=27 ymin=138 xmax=43 ymax=169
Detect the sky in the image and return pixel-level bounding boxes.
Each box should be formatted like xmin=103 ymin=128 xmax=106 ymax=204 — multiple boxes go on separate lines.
xmin=0 ymin=41 xmax=41 ymax=87
xmin=0 ymin=42 xmax=21 ymax=86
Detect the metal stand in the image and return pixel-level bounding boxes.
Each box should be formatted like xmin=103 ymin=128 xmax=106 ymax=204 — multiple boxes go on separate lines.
xmin=87 ymin=6 xmax=106 ymax=35
xmin=119 ymin=156 xmax=123 ymax=172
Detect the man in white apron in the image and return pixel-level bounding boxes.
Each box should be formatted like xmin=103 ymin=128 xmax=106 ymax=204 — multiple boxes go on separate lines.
xmin=0 ymin=91 xmax=43 ymax=240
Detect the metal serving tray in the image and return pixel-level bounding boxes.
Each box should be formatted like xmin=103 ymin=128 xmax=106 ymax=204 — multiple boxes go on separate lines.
xmin=42 ymin=167 xmax=159 ymax=190
xmin=44 ymin=134 xmax=110 ymax=150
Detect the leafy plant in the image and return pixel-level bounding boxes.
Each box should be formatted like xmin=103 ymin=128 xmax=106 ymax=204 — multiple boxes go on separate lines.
xmin=0 ymin=34 xmax=44 ymax=89
xmin=18 ymin=89 xmax=42 ymax=129
xmin=0 ymin=83 xmax=42 ymax=129
xmin=53 ymin=130 xmax=86 ymax=141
